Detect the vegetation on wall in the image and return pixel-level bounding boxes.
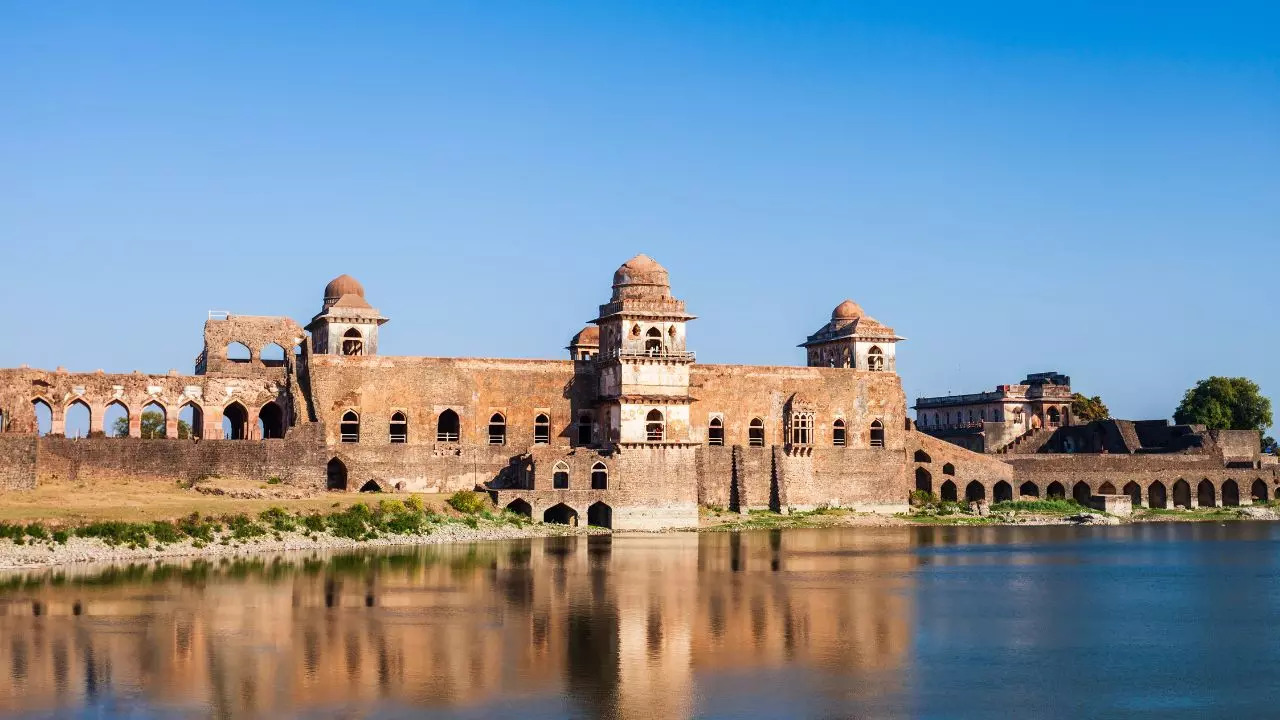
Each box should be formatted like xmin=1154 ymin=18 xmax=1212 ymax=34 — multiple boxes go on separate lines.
xmin=1173 ymin=377 xmax=1273 ymax=452
xmin=112 ymin=410 xmax=193 ymax=439
xmin=1070 ymin=393 xmax=1111 ymax=422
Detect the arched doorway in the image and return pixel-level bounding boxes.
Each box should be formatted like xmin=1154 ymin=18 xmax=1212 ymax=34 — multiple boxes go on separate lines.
xmin=915 ymin=467 xmax=932 ymax=494
xmin=1222 ymin=480 xmax=1240 ymax=507
xmin=940 ymin=480 xmax=957 ymax=502
xmin=1098 ymin=481 xmax=1117 ymax=495
xmin=1148 ymin=481 xmax=1167 ymax=509
xmin=104 ymin=401 xmax=129 ymax=438
xmin=31 ymin=399 xmax=52 ymax=436
xmin=587 ymin=502 xmax=612 ymax=529
xmin=139 ymin=401 xmax=167 ymax=438
xmin=222 ymin=403 xmax=249 ymax=440
xmin=1072 ymin=482 xmax=1091 ymax=505
xmin=259 ymin=401 xmax=285 ymax=439
xmin=1252 ymin=479 xmax=1270 ymax=504
xmin=1197 ymin=479 xmax=1216 ymax=508
xmin=326 ymin=458 xmax=347 ymax=491
xmin=1172 ymin=479 xmax=1191 ymax=508
xmin=64 ymin=400 xmax=91 ymax=438
xmin=1019 ymin=481 xmax=1039 ymax=498
xmin=506 ymin=499 xmax=532 ymax=518
xmin=965 ymin=481 xmax=985 ymax=502
xmin=1123 ymin=481 xmax=1141 ymax=506
xmin=437 ymin=409 xmax=460 ymax=442
xmin=179 ymin=402 xmax=203 ymax=439
xmin=543 ymin=503 xmax=578 ymax=526
xmin=359 ymin=480 xmax=381 ymax=493
xmin=993 ymin=481 xmax=1013 ymax=503
xmin=1046 ymin=481 xmax=1065 ymax=499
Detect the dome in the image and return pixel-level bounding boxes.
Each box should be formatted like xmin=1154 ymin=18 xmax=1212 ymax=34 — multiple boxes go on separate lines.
xmin=831 ymin=299 xmax=864 ymax=320
xmin=612 ymin=254 xmax=670 ymax=288
xmin=324 ymin=274 xmax=365 ymax=304
xmin=570 ymin=326 xmax=600 ymax=346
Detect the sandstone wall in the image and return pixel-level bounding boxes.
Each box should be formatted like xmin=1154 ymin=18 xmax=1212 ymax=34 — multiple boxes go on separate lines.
xmin=0 ymin=435 xmax=37 ymax=490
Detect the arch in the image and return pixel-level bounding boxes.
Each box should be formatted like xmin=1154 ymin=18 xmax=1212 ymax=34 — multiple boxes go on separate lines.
xmin=867 ymin=345 xmax=885 ymax=371
xmin=339 ymin=410 xmax=360 ymax=443
xmin=645 ymin=327 xmax=663 ymax=354
xmin=389 ymin=411 xmax=408 ymax=443
xmin=1123 ymin=481 xmax=1141 ymax=506
xmin=488 ymin=412 xmax=506 ymax=445
xmin=258 ymin=401 xmax=285 ymax=439
xmin=1072 ymin=481 xmax=1091 ymax=505
xmin=221 ymin=402 xmax=249 ymax=440
xmin=436 ymin=409 xmax=460 ymax=442
xmin=591 ymin=462 xmax=608 ymax=490
xmin=748 ymin=418 xmax=765 ymax=447
xmin=506 ymin=498 xmax=532 ymax=518
xmin=1019 ymin=481 xmax=1040 ymax=498
xmin=790 ymin=411 xmax=814 ymax=445
xmin=645 ymin=409 xmax=664 ymax=442
xmin=341 ymin=328 xmax=364 ymax=356
xmin=260 ymin=343 xmax=286 ymax=367
xmin=178 ymin=401 xmax=203 ymax=439
xmin=552 ymin=461 xmax=570 ymax=490
xmin=226 ymin=341 xmax=251 ymax=363
xmin=913 ymin=449 xmax=931 ymax=463
xmin=940 ymin=480 xmax=957 ymax=501
xmin=1047 ymin=407 xmax=1061 ymax=428
xmin=31 ymin=399 xmax=52 ymax=436
xmin=543 ymin=503 xmax=578 ymax=526
xmin=1046 ymin=481 xmax=1065 ymax=499
xmin=707 ymin=417 xmax=724 ymax=446
xmin=1197 ymin=479 xmax=1216 ymax=508
xmin=326 ymin=458 xmax=348 ymax=491
xmin=1098 ymin=481 xmax=1117 ymax=495
xmin=104 ymin=400 xmax=130 ymax=438
xmin=1222 ymin=479 xmax=1240 ymax=507
xmin=533 ymin=413 xmax=550 ymax=444
xmin=1173 ymin=479 xmax=1191 ymax=508
xmin=914 ymin=467 xmax=932 ymax=494
xmin=869 ymin=419 xmax=885 ymax=448
xmin=359 ymin=480 xmax=381 ymax=493
xmin=993 ymin=481 xmax=1013 ymax=503
xmin=587 ymin=502 xmax=612 ymax=529
xmin=832 ymin=418 xmax=846 ymax=447
xmin=1251 ymin=479 xmax=1270 ymax=504
xmin=1148 ymin=481 xmax=1168 ymax=509
xmin=942 ymin=463 xmax=955 ymax=476
xmin=139 ymin=401 xmax=167 ymax=439
xmin=64 ymin=399 xmax=91 ymax=438
xmin=964 ymin=481 xmax=985 ymax=502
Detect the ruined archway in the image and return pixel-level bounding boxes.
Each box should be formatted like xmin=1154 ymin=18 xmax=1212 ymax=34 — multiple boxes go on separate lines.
xmin=31 ymin=398 xmax=52 ymax=436
xmin=359 ymin=480 xmax=381 ymax=493
xmin=258 ymin=401 xmax=285 ymax=439
xmin=1222 ymin=480 xmax=1240 ymax=507
xmin=178 ymin=401 xmax=203 ymax=439
xmin=64 ymin=400 xmax=91 ymax=438
xmin=1172 ymin=479 xmax=1191 ymax=508
xmin=227 ymin=342 xmax=251 ymax=364
xmin=1148 ymin=481 xmax=1167 ymax=509
xmin=1046 ymin=481 xmax=1065 ymax=499
xmin=587 ymin=502 xmax=612 ymax=529
xmin=915 ymin=467 xmax=932 ymax=494
xmin=1072 ymin=482 xmax=1091 ymax=505
xmin=261 ymin=343 xmax=286 ymax=367
xmin=1252 ymin=479 xmax=1270 ymax=504
xmin=104 ymin=401 xmax=130 ymax=438
xmin=993 ymin=481 xmax=1013 ymax=503
xmin=1123 ymin=481 xmax=1141 ymax=506
xmin=1098 ymin=481 xmax=1116 ymax=495
xmin=140 ymin=401 xmax=167 ymax=438
xmin=506 ymin=498 xmax=532 ymax=518
xmin=326 ymin=458 xmax=348 ymax=491
xmin=1019 ymin=481 xmax=1039 ymax=498
xmin=222 ymin=402 xmax=249 ymax=440
xmin=965 ymin=481 xmax=985 ymax=502
xmin=1197 ymin=479 xmax=1216 ymax=508
xmin=940 ymin=480 xmax=957 ymax=502
xmin=543 ymin=503 xmax=578 ymax=526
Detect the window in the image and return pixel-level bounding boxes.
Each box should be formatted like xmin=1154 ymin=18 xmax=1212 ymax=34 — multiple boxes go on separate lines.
xmin=340 ymin=410 xmax=360 ymax=443
xmin=436 ymin=409 xmax=460 ymax=442
xmin=341 ymin=328 xmax=364 ymax=356
xmin=591 ymin=462 xmax=608 ymax=490
xmin=832 ymin=419 xmax=846 ymax=447
xmin=553 ymin=461 xmax=570 ymax=489
xmin=870 ymin=419 xmax=885 ymax=448
xmin=576 ymin=412 xmax=593 ymax=445
xmin=867 ymin=346 xmax=884 ymax=372
xmin=1047 ymin=407 xmax=1061 ymax=427
xmin=227 ymin=342 xmax=250 ymax=364
xmin=390 ymin=411 xmax=407 ymax=443
xmin=708 ymin=417 xmax=724 ymax=446
xmin=749 ymin=418 xmax=765 ymax=447
xmin=646 ymin=409 xmax=664 ymax=442
xmin=534 ymin=414 xmax=550 ymax=444
xmin=645 ymin=327 xmax=663 ymax=355
xmin=790 ymin=412 xmax=813 ymax=445
xmin=488 ymin=412 xmax=506 ymax=445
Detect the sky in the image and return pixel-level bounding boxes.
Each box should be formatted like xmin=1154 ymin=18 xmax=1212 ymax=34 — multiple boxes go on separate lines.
xmin=2 ymin=1 xmax=1277 ymax=433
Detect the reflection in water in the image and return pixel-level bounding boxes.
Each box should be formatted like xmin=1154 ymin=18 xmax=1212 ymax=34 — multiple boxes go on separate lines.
xmin=7 ymin=523 xmax=1280 ymax=718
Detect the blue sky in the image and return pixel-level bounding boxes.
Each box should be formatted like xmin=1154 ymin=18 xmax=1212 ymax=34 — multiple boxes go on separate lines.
xmin=2 ymin=1 xmax=1277 ymax=431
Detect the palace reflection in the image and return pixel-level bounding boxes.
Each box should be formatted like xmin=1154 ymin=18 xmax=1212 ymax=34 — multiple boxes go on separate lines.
xmin=0 ymin=530 xmax=919 ymax=719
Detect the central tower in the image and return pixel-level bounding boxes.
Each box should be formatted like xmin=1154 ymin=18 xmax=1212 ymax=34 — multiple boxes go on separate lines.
xmin=593 ymin=255 xmax=696 ymax=446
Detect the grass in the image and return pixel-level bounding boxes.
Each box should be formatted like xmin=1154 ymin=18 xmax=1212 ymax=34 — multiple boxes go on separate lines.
xmin=703 ymin=507 xmax=855 ymax=531
xmin=990 ymin=499 xmax=1084 ymax=515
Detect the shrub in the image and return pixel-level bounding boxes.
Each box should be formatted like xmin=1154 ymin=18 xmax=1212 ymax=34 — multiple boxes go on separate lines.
xmin=150 ymin=521 xmax=183 ymax=544
xmin=178 ymin=513 xmax=218 ymax=542
xmin=77 ymin=521 xmax=150 ymax=548
xmin=447 ymin=491 xmax=489 ymax=515
xmin=384 ymin=512 xmax=426 ymax=535
xmin=377 ymin=499 xmax=407 ymax=516
xmin=24 ymin=523 xmax=48 ymax=541
xmin=991 ymin=499 xmax=1082 ymax=514
xmin=266 ymin=476 xmax=282 ymax=485
xmin=326 ymin=507 xmax=370 ymax=539
xmin=909 ymin=490 xmax=937 ymax=507
xmin=404 ymin=495 xmax=425 ymax=512
xmin=302 ymin=513 xmax=326 ymax=533
xmin=259 ymin=507 xmax=296 ymax=532
xmin=52 ymin=530 xmax=69 ymax=544
xmin=225 ymin=514 xmax=268 ymax=541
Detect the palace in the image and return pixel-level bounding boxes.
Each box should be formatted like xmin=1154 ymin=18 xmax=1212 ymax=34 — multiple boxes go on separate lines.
xmin=0 ymin=255 xmax=1273 ymax=525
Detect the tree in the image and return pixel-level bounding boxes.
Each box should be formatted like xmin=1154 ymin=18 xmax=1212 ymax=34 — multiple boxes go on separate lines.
xmin=112 ymin=410 xmax=192 ymax=439
xmin=1173 ymin=377 xmax=1273 ymax=450
xmin=1070 ymin=393 xmax=1110 ymax=423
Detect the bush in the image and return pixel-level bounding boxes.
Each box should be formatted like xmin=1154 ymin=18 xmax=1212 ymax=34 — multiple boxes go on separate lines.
xmin=150 ymin=521 xmax=183 ymax=544
xmin=377 ymin=499 xmax=407 ymax=516
xmin=326 ymin=507 xmax=370 ymax=539
xmin=909 ymin=490 xmax=937 ymax=507
xmin=52 ymin=530 xmax=69 ymax=544
xmin=259 ymin=507 xmax=296 ymax=532
xmin=991 ymin=499 xmax=1082 ymax=514
xmin=404 ymin=495 xmax=425 ymax=512
xmin=77 ymin=521 xmax=150 ymax=548
xmin=225 ymin=514 xmax=268 ymax=540
xmin=266 ymin=476 xmax=282 ymax=485
xmin=303 ymin=513 xmax=326 ymax=533
xmin=447 ymin=491 xmax=490 ymax=515
xmin=24 ymin=523 xmax=48 ymax=541
xmin=178 ymin=513 xmax=218 ymax=542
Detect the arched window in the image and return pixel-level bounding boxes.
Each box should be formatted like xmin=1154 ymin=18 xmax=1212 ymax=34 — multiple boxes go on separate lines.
xmin=138 ymin=401 xmax=166 ymax=439
xmin=340 ymin=410 xmax=360 ymax=443
xmin=645 ymin=327 xmax=663 ymax=355
xmin=748 ymin=418 xmax=765 ymax=447
xmin=258 ymin=401 xmax=285 ymax=439
xmin=227 ymin=342 xmax=250 ymax=364
xmin=389 ymin=411 xmax=408 ymax=443
xmin=488 ymin=413 xmax=506 ymax=445
xmin=867 ymin=346 xmax=885 ymax=372
xmin=790 ymin=412 xmax=813 ymax=445
xmin=436 ymin=409 xmax=460 ymax=442
xmin=261 ymin=343 xmax=286 ymax=367
xmin=832 ymin=419 xmax=846 ymax=447
xmin=553 ymin=461 xmax=570 ymax=489
xmin=869 ymin=419 xmax=885 ymax=448
xmin=645 ymin=409 xmax=665 ymax=442
xmin=31 ymin=399 xmax=52 ymax=436
xmin=942 ymin=462 xmax=955 ymax=476
xmin=707 ymin=417 xmax=724 ymax=446
xmin=534 ymin=413 xmax=550 ymax=444
xmin=1047 ymin=407 xmax=1061 ymax=428
xmin=222 ymin=402 xmax=248 ymax=440
xmin=178 ymin=402 xmax=203 ymax=439
xmin=591 ymin=462 xmax=608 ymax=490
xmin=341 ymin=328 xmax=364 ymax=356
xmin=105 ymin=401 xmax=129 ymax=438
xmin=913 ymin=449 xmax=931 ymax=463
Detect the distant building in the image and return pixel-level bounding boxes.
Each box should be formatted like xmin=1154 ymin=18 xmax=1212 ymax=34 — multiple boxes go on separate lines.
xmin=913 ymin=372 xmax=1074 ymax=452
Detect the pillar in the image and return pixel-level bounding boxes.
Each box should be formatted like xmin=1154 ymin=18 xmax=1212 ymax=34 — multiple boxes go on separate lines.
xmin=89 ymin=404 xmax=105 ymax=437
xmin=128 ymin=406 xmax=142 ymax=438
xmin=165 ymin=408 xmax=179 ymax=440
xmin=50 ymin=406 xmax=65 ymax=437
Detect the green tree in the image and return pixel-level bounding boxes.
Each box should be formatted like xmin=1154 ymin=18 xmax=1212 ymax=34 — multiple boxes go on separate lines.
xmin=1070 ymin=393 xmax=1110 ymax=422
xmin=112 ymin=410 xmax=192 ymax=439
xmin=1173 ymin=377 xmax=1273 ymax=450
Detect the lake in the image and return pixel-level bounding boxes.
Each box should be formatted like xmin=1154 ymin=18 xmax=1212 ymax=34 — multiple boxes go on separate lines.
xmin=2 ymin=522 xmax=1278 ymax=719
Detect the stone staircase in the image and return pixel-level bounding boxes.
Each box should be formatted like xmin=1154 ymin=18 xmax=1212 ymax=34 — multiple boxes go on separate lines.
xmin=995 ymin=428 xmax=1051 ymax=455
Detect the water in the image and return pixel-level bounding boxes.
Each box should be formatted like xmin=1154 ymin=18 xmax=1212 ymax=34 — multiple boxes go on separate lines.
xmin=2 ymin=523 xmax=1279 ymax=719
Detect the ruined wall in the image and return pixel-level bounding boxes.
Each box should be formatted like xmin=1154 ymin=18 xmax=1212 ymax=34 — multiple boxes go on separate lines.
xmin=0 ymin=435 xmax=37 ymax=490
xmin=199 ymin=315 xmax=306 ymax=376
xmin=1005 ymin=453 xmax=1280 ymax=505
xmin=907 ymin=431 xmax=1014 ymax=500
